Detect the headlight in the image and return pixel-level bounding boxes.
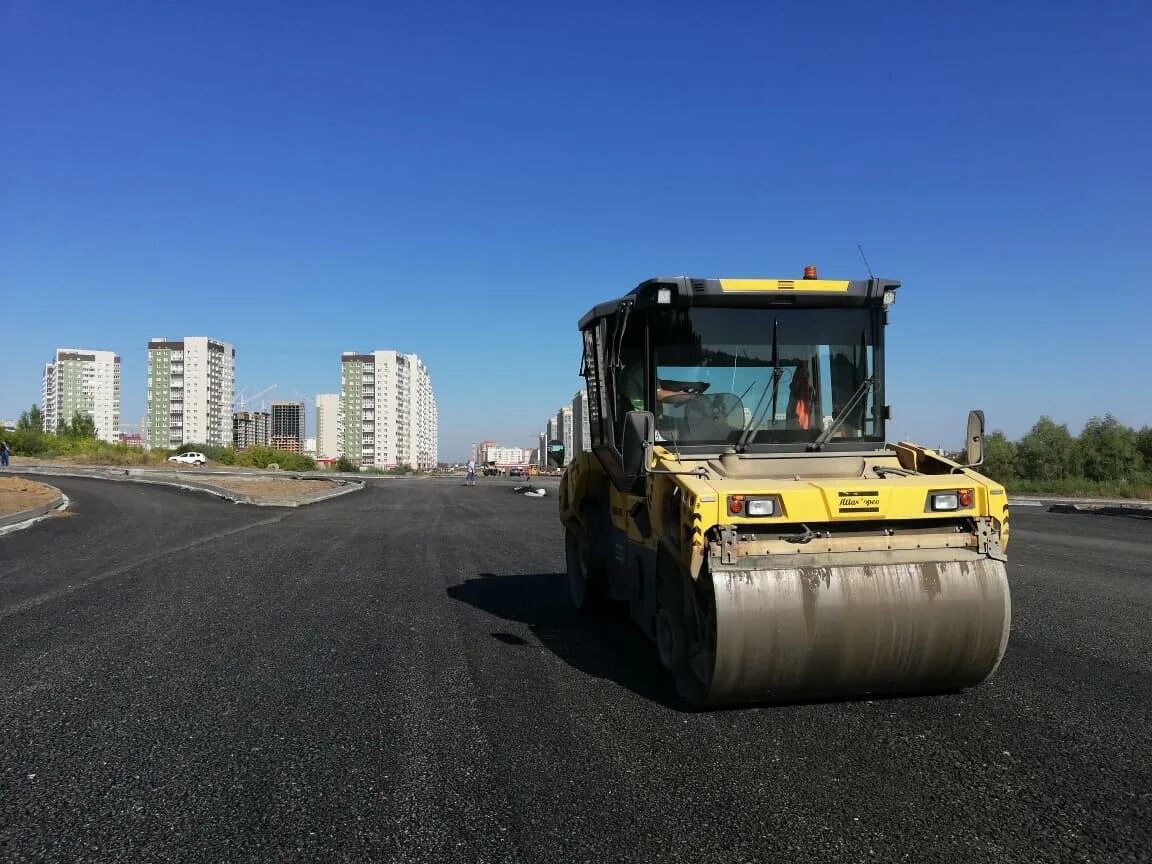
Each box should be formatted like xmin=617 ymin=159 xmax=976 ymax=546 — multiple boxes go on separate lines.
xmin=927 ymin=488 xmax=974 ymax=511
xmin=930 ymin=492 xmax=959 ymax=511
xmin=727 ymin=495 xmax=782 ymax=517
xmin=746 ymin=498 xmax=776 ymax=517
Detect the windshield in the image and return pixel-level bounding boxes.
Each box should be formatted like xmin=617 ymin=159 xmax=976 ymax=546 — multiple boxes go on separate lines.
xmin=651 ymin=306 xmax=882 ymax=447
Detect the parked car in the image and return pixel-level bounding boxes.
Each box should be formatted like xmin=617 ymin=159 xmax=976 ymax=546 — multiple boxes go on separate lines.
xmin=168 ymin=452 xmax=207 ymax=466
xmin=509 ymin=466 xmax=525 ymax=477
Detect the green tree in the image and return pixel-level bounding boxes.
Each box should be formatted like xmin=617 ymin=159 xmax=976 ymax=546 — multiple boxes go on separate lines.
xmin=17 ymin=405 xmax=43 ymax=431
xmin=335 ymin=456 xmax=357 ymax=473
xmin=981 ymin=430 xmax=1017 ymax=482
xmin=1136 ymin=426 xmax=1152 ymax=467
xmin=1015 ymin=416 xmax=1081 ymax=482
xmin=62 ymin=411 xmax=98 ymax=439
xmin=1079 ymin=415 xmax=1142 ymax=482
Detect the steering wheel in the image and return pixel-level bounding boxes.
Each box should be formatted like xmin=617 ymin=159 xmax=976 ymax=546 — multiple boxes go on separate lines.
xmin=683 ymin=393 xmax=745 ymax=439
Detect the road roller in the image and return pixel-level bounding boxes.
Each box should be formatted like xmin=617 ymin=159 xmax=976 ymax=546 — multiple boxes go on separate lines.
xmin=553 ymin=269 xmax=1010 ymax=705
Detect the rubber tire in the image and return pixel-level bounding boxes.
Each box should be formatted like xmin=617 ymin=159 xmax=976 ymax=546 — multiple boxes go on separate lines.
xmin=565 ymin=528 xmax=605 ymax=612
xmin=658 ymin=556 xmax=714 ymax=707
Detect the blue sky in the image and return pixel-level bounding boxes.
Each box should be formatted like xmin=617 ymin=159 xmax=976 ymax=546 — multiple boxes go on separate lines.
xmin=2 ymin=0 xmax=1149 ymax=458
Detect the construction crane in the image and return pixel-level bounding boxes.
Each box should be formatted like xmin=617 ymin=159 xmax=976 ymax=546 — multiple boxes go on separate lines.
xmin=234 ymin=384 xmax=277 ymax=412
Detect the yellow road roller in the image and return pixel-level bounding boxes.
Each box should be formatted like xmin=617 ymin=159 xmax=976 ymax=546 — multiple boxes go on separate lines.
xmin=552 ymin=269 xmax=1010 ymax=705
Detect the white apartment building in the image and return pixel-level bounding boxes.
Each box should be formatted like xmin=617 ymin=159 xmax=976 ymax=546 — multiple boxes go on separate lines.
xmin=41 ymin=348 xmax=121 ymax=442
xmin=315 ymin=393 xmax=342 ymax=459
xmin=483 ymin=445 xmax=529 ymax=466
xmin=146 ymin=337 xmax=235 ymax=449
xmin=339 ymin=351 xmax=438 ymax=470
xmin=556 ymin=405 xmax=574 ymax=465
xmin=571 ymin=389 xmax=591 ymax=457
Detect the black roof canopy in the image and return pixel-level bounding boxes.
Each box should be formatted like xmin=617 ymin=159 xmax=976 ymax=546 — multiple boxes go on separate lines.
xmin=579 ymin=276 xmax=900 ymax=330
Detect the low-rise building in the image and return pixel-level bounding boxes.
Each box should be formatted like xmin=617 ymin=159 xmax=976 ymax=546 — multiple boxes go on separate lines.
xmin=483 ymin=445 xmax=529 ymax=466
xmin=118 ymin=432 xmax=145 ymax=449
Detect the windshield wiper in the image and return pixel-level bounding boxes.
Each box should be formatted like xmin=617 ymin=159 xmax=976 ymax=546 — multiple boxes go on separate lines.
xmin=811 ymin=377 xmax=874 ymax=449
xmin=736 ymin=318 xmax=780 ymax=452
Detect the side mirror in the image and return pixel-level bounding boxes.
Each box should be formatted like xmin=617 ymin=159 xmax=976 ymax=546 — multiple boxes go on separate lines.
xmin=965 ymin=410 xmax=985 ymax=467
xmin=546 ymin=440 xmax=565 ymax=468
xmin=621 ymin=411 xmax=655 ymax=477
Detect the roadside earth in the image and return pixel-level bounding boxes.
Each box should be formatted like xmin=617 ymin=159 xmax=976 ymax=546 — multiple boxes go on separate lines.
xmin=0 ymin=477 xmax=60 ymax=516
xmin=195 ymin=477 xmax=341 ymax=501
xmin=3 ymin=466 xmax=359 ymax=508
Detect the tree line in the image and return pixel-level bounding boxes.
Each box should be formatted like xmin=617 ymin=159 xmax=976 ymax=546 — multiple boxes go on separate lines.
xmin=12 ymin=405 xmax=98 ymax=440
xmin=3 ymin=404 xmax=316 ymax=471
xmin=982 ymin=415 xmax=1152 ymax=485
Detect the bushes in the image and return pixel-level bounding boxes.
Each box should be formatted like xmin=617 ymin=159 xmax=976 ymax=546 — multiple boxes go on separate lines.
xmin=1 ymin=414 xmax=315 ymax=471
xmin=4 ymin=430 xmax=169 ymax=465
xmin=335 ymin=456 xmax=358 ymax=473
xmin=979 ymin=414 xmax=1150 ymax=496
xmin=233 ymin=446 xmax=316 ymax=471
xmin=4 ymin=428 xmax=50 ymax=456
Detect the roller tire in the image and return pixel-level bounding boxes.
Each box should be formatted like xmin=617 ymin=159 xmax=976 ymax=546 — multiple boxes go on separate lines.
xmin=565 ymin=528 xmax=606 ymax=612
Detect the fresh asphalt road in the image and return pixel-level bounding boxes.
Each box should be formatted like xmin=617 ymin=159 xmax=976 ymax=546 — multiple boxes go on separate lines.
xmin=0 ymin=477 xmax=1148 ymax=864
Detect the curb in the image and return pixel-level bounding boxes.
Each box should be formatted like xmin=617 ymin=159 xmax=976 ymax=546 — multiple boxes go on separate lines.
xmin=0 ymin=485 xmax=68 ymax=532
xmin=1009 ymin=495 xmax=1152 ymax=508
xmin=1045 ymin=503 xmax=1152 ymax=520
xmin=4 ymin=469 xmax=363 ymax=508
xmin=1008 ymin=495 xmax=1152 ymax=520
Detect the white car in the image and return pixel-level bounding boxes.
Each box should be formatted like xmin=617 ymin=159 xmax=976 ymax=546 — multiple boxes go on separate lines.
xmin=168 ymin=452 xmax=207 ymax=466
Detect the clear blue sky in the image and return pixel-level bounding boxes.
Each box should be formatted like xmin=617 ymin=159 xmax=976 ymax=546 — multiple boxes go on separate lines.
xmin=2 ymin=0 xmax=1149 ymax=458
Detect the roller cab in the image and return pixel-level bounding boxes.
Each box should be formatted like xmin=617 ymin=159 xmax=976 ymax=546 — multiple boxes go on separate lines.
xmin=555 ymin=270 xmax=1011 ymax=705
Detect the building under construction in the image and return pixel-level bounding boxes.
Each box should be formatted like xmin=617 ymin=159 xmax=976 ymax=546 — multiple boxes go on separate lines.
xmin=270 ymin=401 xmax=305 ymax=453
xmin=232 ymin=411 xmax=270 ymax=450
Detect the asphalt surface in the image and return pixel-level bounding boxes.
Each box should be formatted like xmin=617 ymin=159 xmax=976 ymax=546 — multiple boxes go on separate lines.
xmin=0 ymin=476 xmax=1149 ymax=863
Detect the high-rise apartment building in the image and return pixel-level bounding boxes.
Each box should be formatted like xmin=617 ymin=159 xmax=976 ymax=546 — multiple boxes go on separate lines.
xmin=232 ymin=411 xmax=270 ymax=449
xmin=555 ymin=405 xmax=574 ymax=465
xmin=339 ymin=351 xmax=438 ymax=469
xmin=471 ymin=440 xmax=496 ymax=465
xmin=41 ymin=348 xmax=121 ymax=443
xmin=270 ymin=401 xmax=305 ymax=453
xmin=571 ymin=389 xmax=591 ymax=457
xmin=146 ymin=337 xmax=235 ymax=448
xmin=315 ymin=393 xmax=342 ymax=459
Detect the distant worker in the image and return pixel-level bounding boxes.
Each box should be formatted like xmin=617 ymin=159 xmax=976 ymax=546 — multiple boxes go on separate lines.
xmin=466 ymin=458 xmax=476 ymax=486
xmin=0 ymin=441 xmax=9 ymax=467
